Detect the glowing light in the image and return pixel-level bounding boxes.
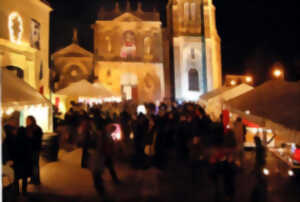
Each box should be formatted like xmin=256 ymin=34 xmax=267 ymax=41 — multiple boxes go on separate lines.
xmin=226 ymin=125 xmax=230 ymax=129
xmin=230 ymin=80 xmax=237 ymax=86
xmin=137 ymin=105 xmax=147 ymax=115
xmin=5 ymin=108 xmax=14 ymax=116
xmin=130 ymin=132 xmax=134 ymax=140
xmin=111 ymin=124 xmax=122 ymax=141
xmin=263 ymin=168 xmax=270 ymax=176
xmin=245 ymin=110 xmax=250 ymax=115
xmin=8 ymin=12 xmax=23 ymax=44
xmin=246 ymin=76 xmax=252 ymax=83
xmin=288 ymin=170 xmax=294 ymax=177
xmin=273 ymin=69 xmax=282 ymax=78
xmin=258 ymin=128 xmax=263 ymax=133
xmin=229 ymin=113 xmax=233 ymax=118
xmin=266 ymin=129 xmax=272 ymax=133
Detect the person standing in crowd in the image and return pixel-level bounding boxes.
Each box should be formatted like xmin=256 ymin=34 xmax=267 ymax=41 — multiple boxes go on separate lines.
xmin=176 ymin=113 xmax=189 ymax=161
xmin=253 ymin=136 xmax=266 ymax=175
xmin=90 ymin=123 xmax=121 ymax=197
xmin=144 ymin=117 xmax=157 ymax=165
xmin=77 ymin=118 xmax=94 ymax=168
xmin=14 ymin=126 xmax=34 ymax=196
xmin=233 ymin=117 xmax=246 ymax=167
xmin=209 ymin=130 xmax=238 ymax=202
xmin=153 ymin=105 xmax=168 ymax=169
xmin=26 ymin=116 xmax=43 ymax=185
xmin=120 ymin=107 xmax=131 ymax=142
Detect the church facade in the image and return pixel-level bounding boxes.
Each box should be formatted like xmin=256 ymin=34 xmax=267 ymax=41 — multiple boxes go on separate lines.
xmin=52 ymin=0 xmax=222 ymax=103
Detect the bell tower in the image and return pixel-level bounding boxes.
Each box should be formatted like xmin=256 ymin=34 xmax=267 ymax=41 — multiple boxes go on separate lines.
xmin=168 ymin=0 xmax=222 ymax=101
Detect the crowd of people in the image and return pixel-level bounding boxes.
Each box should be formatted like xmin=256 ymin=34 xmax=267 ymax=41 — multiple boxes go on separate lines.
xmin=2 ymin=101 xmax=268 ymax=202
xmin=54 ymin=101 xmax=266 ymax=201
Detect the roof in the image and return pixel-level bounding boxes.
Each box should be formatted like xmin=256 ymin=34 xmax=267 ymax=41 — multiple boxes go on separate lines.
xmin=1 ymin=68 xmax=50 ymax=110
xmin=200 ymin=83 xmax=254 ymax=103
xmin=55 ymin=80 xmax=117 ymax=98
xmin=227 ymin=80 xmax=300 ymax=131
xmin=52 ymin=43 xmax=93 ymax=58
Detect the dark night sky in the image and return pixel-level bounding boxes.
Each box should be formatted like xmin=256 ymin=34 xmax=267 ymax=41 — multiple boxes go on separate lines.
xmin=49 ymin=0 xmax=300 ymax=84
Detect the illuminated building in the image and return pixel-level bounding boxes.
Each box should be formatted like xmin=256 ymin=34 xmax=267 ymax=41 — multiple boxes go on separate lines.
xmin=0 ymin=0 xmax=53 ymax=131
xmin=52 ymin=0 xmax=222 ymax=103
xmin=167 ymin=0 xmax=222 ymax=101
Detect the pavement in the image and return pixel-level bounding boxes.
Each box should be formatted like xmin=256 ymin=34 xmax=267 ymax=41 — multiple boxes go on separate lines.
xmin=13 ymin=148 xmax=300 ymax=202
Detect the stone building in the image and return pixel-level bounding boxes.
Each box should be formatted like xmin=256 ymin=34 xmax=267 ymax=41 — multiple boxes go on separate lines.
xmin=52 ymin=0 xmax=222 ymax=103
xmin=167 ymin=0 xmax=222 ymax=101
xmin=0 ymin=0 xmax=53 ymax=131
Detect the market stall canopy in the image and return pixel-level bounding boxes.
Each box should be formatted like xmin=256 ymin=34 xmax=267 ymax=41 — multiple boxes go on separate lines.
xmin=1 ymin=68 xmax=50 ymax=110
xmin=226 ymin=80 xmax=300 ymax=145
xmin=198 ymin=83 xmax=254 ymax=121
xmin=226 ymin=80 xmax=300 ymax=131
xmin=55 ymin=80 xmax=117 ymax=98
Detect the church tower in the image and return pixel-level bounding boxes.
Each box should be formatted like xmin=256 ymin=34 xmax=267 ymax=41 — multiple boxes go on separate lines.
xmin=168 ymin=0 xmax=222 ymax=101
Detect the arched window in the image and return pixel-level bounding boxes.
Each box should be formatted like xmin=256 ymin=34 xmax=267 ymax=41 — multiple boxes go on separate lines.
xmin=188 ymin=68 xmax=199 ymax=91
xmin=183 ymin=2 xmax=190 ymax=25
xmin=190 ymin=2 xmax=196 ymax=22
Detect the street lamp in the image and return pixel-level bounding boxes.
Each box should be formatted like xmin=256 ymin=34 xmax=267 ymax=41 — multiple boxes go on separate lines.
xmin=246 ymin=76 xmax=253 ymax=83
xmin=273 ymin=69 xmax=282 ymax=78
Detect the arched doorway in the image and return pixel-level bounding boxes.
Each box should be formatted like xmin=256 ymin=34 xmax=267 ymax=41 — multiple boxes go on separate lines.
xmin=120 ymin=73 xmax=138 ymax=101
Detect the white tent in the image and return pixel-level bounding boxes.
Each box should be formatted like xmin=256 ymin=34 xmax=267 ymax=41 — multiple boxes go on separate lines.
xmin=226 ymin=80 xmax=300 ymax=145
xmin=1 ymin=68 xmax=50 ymax=110
xmin=55 ymin=80 xmax=117 ymax=98
xmin=198 ymin=83 xmax=254 ymax=121
xmin=1 ymin=68 xmax=52 ymax=132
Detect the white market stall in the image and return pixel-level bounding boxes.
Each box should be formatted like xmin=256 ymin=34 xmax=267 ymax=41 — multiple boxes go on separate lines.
xmin=225 ymin=80 xmax=300 ymax=146
xmin=198 ymin=83 xmax=254 ymax=121
xmin=54 ymin=80 xmax=121 ymax=112
xmin=1 ymin=68 xmax=52 ymax=132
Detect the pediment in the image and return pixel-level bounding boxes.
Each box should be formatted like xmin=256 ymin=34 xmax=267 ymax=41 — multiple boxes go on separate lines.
xmin=52 ymin=43 xmax=93 ymax=58
xmin=113 ymin=12 xmax=142 ymax=22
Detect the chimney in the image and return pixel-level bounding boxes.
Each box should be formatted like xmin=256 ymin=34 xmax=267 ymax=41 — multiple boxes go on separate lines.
xmin=137 ymin=2 xmax=143 ymax=12
xmin=72 ymin=28 xmax=78 ymax=44
xmin=126 ymin=0 xmax=131 ymax=11
xmin=114 ymin=1 xmax=120 ymax=13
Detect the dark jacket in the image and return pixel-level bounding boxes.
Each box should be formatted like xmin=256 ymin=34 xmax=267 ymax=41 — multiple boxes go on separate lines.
xmin=14 ymin=127 xmax=34 ymax=179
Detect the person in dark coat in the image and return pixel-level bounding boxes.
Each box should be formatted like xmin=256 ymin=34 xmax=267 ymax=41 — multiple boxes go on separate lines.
xmin=13 ymin=127 xmax=34 ymax=195
xmin=26 ymin=116 xmax=43 ymax=185
xmin=153 ymin=107 xmax=168 ymax=168
xmin=77 ymin=118 xmax=94 ymax=168
xmin=89 ymin=124 xmax=120 ymax=197
xmin=3 ymin=119 xmax=18 ymax=165
xmin=176 ymin=113 xmax=190 ymax=161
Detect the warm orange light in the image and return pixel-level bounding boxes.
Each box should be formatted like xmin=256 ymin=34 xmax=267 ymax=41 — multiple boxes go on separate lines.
xmin=246 ymin=76 xmax=252 ymax=83
xmin=230 ymin=80 xmax=236 ymax=86
xmin=273 ymin=69 xmax=282 ymax=78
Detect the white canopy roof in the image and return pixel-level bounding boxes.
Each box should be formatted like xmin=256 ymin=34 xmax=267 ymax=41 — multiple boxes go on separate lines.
xmin=1 ymin=68 xmax=50 ymax=110
xmin=55 ymin=80 xmax=118 ymax=98
xmin=226 ymin=80 xmax=300 ymax=144
xmin=198 ymin=84 xmax=254 ymax=121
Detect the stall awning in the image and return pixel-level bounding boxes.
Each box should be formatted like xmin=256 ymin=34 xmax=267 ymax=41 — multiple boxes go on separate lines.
xmin=55 ymin=80 xmax=118 ymax=98
xmin=1 ymin=68 xmax=50 ymax=110
xmin=226 ymin=80 xmax=300 ymax=144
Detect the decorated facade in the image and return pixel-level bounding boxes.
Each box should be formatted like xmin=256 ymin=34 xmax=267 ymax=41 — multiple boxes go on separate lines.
xmin=168 ymin=0 xmax=222 ymax=101
xmin=52 ymin=0 xmax=222 ymax=103
xmin=0 ymin=0 xmax=53 ymax=132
